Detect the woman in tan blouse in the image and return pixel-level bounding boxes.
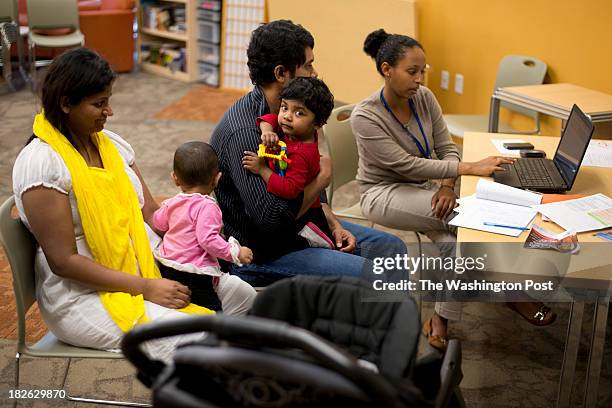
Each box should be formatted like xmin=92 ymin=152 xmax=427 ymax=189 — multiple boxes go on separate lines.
xmin=351 ymin=29 xmax=557 ymax=349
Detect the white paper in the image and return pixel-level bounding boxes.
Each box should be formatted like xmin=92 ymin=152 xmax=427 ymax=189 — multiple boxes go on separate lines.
xmin=451 ymin=180 xmax=541 ymax=236
xmin=534 ymin=194 xmax=612 ymax=233
xmin=490 ymin=139 xmax=526 ymax=156
xmin=475 ymin=179 xmax=542 ymax=207
xmin=450 ymin=196 xmax=537 ymax=237
xmin=583 ymin=140 xmax=612 ymax=168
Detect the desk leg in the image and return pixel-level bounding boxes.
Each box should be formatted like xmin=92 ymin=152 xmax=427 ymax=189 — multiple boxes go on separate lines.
xmin=488 ymin=96 xmax=500 ymax=133
xmin=557 ymin=301 xmax=584 ymax=408
xmin=583 ymin=295 xmax=610 ymax=408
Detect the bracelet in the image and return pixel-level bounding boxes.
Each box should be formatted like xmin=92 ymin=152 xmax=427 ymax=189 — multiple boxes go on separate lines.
xmin=439 ymin=184 xmax=454 ymax=190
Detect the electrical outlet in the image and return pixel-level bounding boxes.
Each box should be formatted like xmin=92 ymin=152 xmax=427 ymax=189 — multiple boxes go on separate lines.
xmin=440 ymin=70 xmax=449 ymax=90
xmin=455 ymin=73 xmax=464 ymax=94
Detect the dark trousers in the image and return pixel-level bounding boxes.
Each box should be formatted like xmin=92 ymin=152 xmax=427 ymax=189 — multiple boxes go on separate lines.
xmin=158 ymin=263 xmax=223 ymax=311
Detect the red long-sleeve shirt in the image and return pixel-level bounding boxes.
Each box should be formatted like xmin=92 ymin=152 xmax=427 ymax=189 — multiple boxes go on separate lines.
xmin=257 ymin=113 xmax=321 ymax=207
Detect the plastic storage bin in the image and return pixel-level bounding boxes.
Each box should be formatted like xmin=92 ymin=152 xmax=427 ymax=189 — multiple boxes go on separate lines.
xmin=198 ymin=61 xmax=219 ymax=87
xmin=199 ymin=0 xmax=221 ymax=12
xmin=197 ymin=9 xmax=221 ymax=22
xmin=198 ymin=19 xmax=220 ymax=44
xmin=198 ymin=40 xmax=220 ymax=65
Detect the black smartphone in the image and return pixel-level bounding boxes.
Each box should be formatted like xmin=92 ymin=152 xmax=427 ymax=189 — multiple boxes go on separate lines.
xmin=503 ymin=142 xmax=534 ymax=150
xmin=520 ymin=149 xmax=546 ymax=158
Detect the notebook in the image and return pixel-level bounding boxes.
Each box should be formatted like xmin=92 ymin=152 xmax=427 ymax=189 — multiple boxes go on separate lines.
xmin=450 ymin=180 xmax=540 ymax=236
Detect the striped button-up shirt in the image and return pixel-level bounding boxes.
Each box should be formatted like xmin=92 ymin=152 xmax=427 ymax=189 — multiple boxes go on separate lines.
xmin=210 ymin=86 xmax=306 ymax=262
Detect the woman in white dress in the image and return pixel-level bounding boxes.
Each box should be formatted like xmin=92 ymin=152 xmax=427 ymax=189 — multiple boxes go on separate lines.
xmin=12 ymin=48 xmax=212 ymax=361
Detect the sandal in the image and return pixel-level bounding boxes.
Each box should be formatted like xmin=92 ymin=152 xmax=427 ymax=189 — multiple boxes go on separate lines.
xmin=422 ymin=317 xmax=448 ymax=351
xmin=507 ymin=302 xmax=557 ymax=326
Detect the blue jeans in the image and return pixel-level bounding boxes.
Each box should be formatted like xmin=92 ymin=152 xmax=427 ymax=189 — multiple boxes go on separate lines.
xmin=229 ymin=220 xmax=408 ymax=287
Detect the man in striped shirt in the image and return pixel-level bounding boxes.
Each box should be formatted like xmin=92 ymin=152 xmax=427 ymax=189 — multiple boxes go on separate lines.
xmin=210 ymin=20 xmax=407 ymax=286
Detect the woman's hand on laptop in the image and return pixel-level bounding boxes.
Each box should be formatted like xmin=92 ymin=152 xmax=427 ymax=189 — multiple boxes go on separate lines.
xmin=458 ymin=156 xmax=515 ymax=176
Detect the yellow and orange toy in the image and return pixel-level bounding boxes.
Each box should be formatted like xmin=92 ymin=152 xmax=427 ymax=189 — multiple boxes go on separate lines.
xmin=257 ymin=141 xmax=292 ymax=176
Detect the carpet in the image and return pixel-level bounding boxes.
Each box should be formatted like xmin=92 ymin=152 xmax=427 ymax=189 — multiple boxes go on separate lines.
xmin=154 ymin=85 xmax=247 ymax=123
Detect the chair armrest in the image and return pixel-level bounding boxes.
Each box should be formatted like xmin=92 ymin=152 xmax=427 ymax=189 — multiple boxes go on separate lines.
xmin=78 ymin=0 xmax=103 ymax=11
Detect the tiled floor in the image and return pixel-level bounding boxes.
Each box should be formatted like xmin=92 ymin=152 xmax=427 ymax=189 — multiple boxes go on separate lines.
xmin=0 ymin=72 xmax=610 ymax=407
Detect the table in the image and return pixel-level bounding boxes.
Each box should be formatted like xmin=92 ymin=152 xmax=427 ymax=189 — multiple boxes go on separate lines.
xmin=459 ymin=132 xmax=611 ymax=408
xmin=488 ymin=83 xmax=612 ymax=133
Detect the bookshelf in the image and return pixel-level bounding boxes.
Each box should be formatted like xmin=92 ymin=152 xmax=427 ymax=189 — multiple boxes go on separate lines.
xmin=137 ymin=0 xmax=199 ymax=82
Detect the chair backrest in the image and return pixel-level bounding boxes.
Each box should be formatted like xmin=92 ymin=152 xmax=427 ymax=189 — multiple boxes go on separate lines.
xmin=0 ymin=196 xmax=38 ymax=346
xmin=323 ymin=104 xmax=357 ymax=207
xmin=494 ymin=55 xmax=547 ymax=118
xmin=0 ymin=0 xmax=19 ymax=21
xmin=26 ymin=0 xmax=80 ymax=30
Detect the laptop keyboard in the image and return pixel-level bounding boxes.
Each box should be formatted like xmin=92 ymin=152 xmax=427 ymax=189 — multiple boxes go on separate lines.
xmin=515 ymin=159 xmax=555 ymax=188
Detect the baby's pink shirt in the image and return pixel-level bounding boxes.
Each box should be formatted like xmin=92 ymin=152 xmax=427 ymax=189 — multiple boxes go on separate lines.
xmin=153 ymin=193 xmax=237 ymax=271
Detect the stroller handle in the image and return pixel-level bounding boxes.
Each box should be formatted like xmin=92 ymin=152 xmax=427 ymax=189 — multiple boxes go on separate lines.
xmin=121 ymin=314 xmax=404 ymax=408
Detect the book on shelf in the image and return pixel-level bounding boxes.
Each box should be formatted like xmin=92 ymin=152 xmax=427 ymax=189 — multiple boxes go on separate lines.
xmin=141 ymin=3 xmax=187 ymax=35
xmin=141 ymin=41 xmax=186 ymax=72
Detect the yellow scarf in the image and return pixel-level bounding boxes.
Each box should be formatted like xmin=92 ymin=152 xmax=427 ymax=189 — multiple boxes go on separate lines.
xmin=33 ymin=112 xmax=213 ymax=332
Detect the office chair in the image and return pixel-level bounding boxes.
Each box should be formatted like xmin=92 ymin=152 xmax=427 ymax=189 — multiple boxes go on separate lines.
xmin=0 ymin=196 xmax=150 ymax=408
xmin=323 ymin=104 xmax=423 ymax=260
xmin=444 ymin=55 xmax=547 ymax=139
xmin=0 ymin=0 xmax=27 ymax=90
xmin=26 ymin=0 xmax=84 ymax=84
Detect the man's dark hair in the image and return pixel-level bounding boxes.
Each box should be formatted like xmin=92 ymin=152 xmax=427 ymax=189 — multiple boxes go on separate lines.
xmin=363 ymin=29 xmax=424 ymax=76
xmin=41 ymin=48 xmax=116 ymax=141
xmin=247 ymin=20 xmax=314 ymax=86
xmin=280 ymin=77 xmax=334 ymax=127
xmin=173 ymin=141 xmax=219 ymax=187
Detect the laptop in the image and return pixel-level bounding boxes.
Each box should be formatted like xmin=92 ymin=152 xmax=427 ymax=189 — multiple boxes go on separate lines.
xmin=493 ymin=104 xmax=594 ymax=193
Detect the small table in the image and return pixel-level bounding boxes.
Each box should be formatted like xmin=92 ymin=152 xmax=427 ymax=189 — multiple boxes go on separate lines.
xmin=488 ymin=83 xmax=612 ymax=132
xmin=459 ymin=132 xmax=611 ymax=408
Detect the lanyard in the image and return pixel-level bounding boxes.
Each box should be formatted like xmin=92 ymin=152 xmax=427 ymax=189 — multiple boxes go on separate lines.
xmin=379 ymin=89 xmax=431 ymax=159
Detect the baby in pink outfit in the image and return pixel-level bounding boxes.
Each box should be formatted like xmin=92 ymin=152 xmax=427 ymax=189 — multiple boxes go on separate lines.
xmin=153 ymin=142 xmax=256 ymax=315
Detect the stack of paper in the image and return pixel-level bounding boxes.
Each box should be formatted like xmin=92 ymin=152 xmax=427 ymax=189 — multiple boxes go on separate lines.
xmin=450 ymin=180 xmax=540 ymax=236
xmin=534 ymin=193 xmax=612 ymax=233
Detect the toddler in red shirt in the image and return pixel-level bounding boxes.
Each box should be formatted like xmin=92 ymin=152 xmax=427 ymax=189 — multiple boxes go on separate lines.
xmin=243 ymin=77 xmax=335 ymax=248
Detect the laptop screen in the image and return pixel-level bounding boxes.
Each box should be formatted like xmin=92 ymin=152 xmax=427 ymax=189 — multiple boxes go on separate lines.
xmin=553 ymin=104 xmax=594 ymax=188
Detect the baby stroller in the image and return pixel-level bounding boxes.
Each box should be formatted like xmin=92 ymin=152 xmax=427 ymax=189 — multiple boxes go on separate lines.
xmin=122 ymin=276 xmax=465 ymax=407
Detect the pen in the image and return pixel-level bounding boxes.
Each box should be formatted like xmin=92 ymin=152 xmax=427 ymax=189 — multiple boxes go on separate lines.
xmin=483 ymin=222 xmax=530 ymax=231
xmin=593 ymin=232 xmax=612 ymax=241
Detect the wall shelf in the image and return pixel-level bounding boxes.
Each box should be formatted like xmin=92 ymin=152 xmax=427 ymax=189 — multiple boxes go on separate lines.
xmin=140 ymin=62 xmax=191 ymax=82
xmin=141 ymin=27 xmax=188 ymax=42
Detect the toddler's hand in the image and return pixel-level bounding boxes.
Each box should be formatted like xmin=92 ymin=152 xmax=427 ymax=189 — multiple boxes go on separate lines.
xmin=261 ymin=131 xmax=279 ymax=147
xmin=238 ymin=246 xmax=253 ymax=265
xmin=242 ymin=151 xmax=265 ymax=174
